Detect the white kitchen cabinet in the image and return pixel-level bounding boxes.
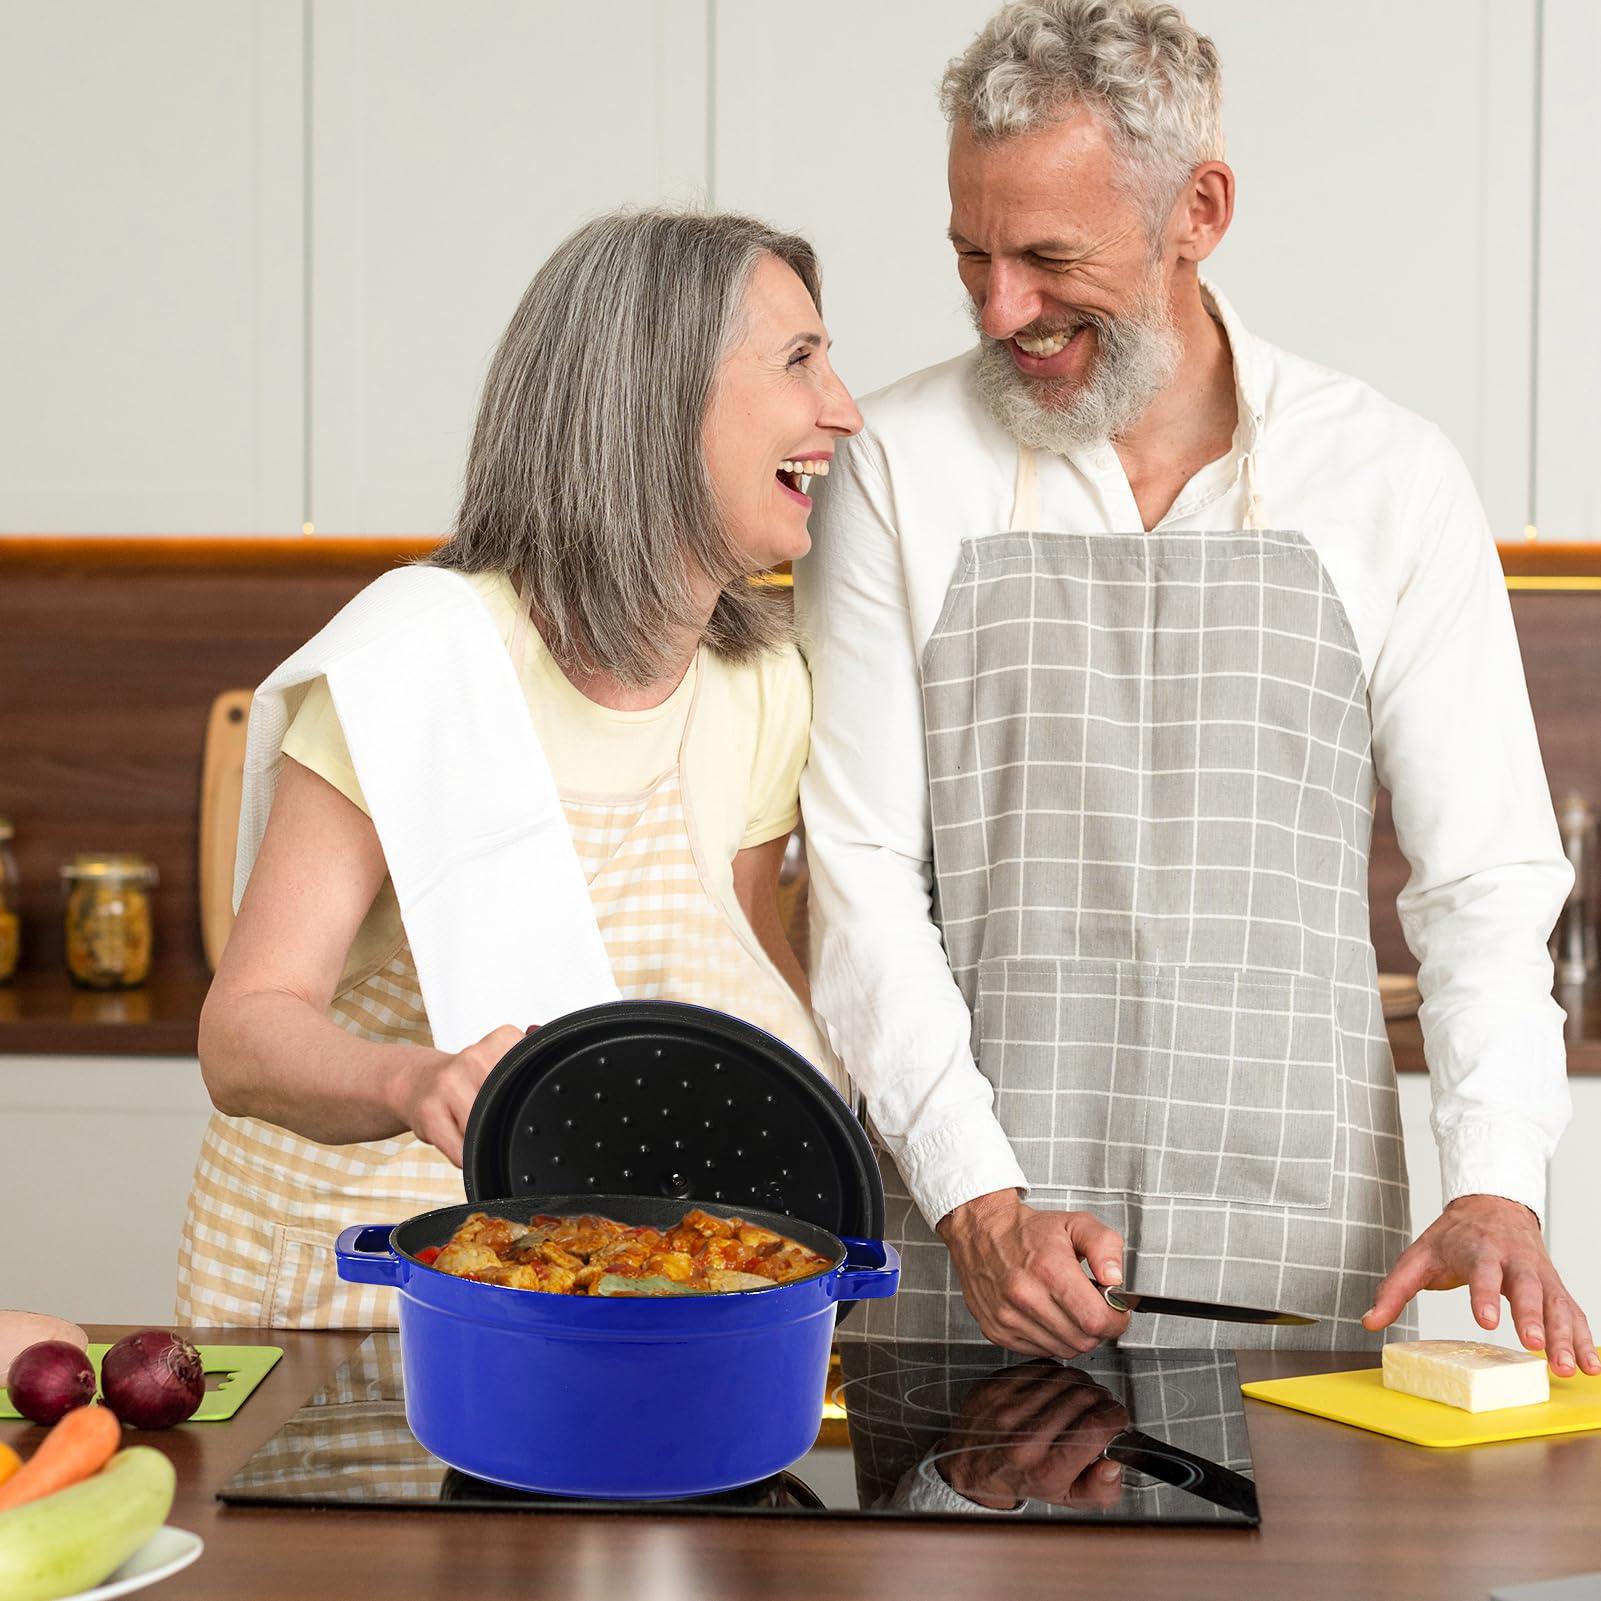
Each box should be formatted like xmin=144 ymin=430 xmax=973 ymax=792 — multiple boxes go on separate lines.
xmin=1545 ymin=1075 xmax=1601 ymax=1348
xmin=712 ymin=0 xmax=998 ymax=409
xmin=714 ymin=0 xmax=1537 ymax=538
xmin=307 ymin=0 xmax=709 ymax=535
xmin=0 ymin=1 xmax=304 ymax=533
xmin=1398 ymin=1070 xmax=1600 ymax=1350
xmin=0 ymin=1057 xmax=214 ymax=1326
xmin=1534 ymin=0 xmax=1601 ymax=538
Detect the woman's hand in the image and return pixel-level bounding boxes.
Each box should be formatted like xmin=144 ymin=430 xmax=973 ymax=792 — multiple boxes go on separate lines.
xmin=387 ymin=1024 xmax=527 ymax=1166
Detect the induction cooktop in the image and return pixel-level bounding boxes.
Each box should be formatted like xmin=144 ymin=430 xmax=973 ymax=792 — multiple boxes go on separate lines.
xmin=218 ymin=1332 xmax=1259 ymax=1526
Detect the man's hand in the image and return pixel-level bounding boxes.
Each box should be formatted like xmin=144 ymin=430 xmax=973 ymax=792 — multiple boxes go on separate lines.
xmin=939 ymin=1360 xmax=1130 ymax=1512
xmin=937 ymin=1190 xmax=1130 ymax=1357
xmin=1363 ymin=1194 xmax=1600 ymax=1377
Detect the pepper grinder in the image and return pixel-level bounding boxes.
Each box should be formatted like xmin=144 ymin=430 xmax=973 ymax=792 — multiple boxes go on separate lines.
xmin=1553 ymin=792 xmax=1597 ymax=985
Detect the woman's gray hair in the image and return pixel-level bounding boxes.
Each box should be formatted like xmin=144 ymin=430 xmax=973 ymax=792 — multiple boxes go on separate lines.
xmin=434 ymin=209 xmax=820 ymax=686
xmin=940 ymin=0 xmax=1224 ymax=236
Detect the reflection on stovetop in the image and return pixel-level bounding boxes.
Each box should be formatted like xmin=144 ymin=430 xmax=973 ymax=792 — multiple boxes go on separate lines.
xmin=436 ymin=1466 xmax=826 ymax=1512
xmin=217 ymin=1331 xmax=1258 ymax=1526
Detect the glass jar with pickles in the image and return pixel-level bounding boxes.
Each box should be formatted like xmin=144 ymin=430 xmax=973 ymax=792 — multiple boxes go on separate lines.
xmin=0 ymin=818 xmax=19 ymax=983
xmin=62 ymin=853 xmax=158 ymax=989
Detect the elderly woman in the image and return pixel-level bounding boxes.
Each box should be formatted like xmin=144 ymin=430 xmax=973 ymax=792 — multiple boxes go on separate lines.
xmin=175 ymin=210 xmax=862 ymax=1327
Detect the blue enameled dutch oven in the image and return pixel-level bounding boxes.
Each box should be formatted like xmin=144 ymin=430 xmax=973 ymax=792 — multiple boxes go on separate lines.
xmin=335 ymin=1195 xmax=897 ymax=1499
xmin=335 ymin=1000 xmax=899 ymax=1500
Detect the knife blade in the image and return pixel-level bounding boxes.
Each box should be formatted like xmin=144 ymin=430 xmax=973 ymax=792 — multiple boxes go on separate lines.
xmin=1092 ymin=1282 xmax=1318 ymax=1326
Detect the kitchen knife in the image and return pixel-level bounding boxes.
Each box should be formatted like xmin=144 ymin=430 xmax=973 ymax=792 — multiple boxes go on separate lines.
xmin=1092 ymin=1282 xmax=1318 ymax=1327
xmin=1100 ymin=1427 xmax=1260 ymax=1519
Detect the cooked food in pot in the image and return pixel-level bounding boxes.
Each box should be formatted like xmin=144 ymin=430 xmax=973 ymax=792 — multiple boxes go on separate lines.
xmin=420 ymin=1208 xmax=832 ymax=1296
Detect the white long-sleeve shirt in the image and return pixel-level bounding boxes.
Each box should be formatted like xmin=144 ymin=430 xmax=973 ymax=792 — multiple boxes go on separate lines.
xmin=796 ymin=283 xmax=1572 ymax=1232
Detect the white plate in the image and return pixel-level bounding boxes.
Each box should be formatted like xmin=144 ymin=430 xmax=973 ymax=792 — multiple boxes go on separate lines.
xmin=57 ymin=1526 xmax=203 ymax=1601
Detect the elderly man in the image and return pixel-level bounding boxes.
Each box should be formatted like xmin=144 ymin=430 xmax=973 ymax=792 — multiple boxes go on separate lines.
xmin=797 ymin=0 xmax=1597 ymax=1372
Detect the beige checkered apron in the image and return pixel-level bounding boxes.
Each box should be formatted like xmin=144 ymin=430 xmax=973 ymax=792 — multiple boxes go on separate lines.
xmin=175 ymin=680 xmax=828 ymax=1328
xmin=850 ymin=445 xmax=1411 ymax=1351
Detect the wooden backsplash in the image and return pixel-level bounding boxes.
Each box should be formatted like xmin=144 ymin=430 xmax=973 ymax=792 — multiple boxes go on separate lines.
xmin=1 ymin=538 xmax=1595 ymax=985
xmin=0 ymin=538 xmax=434 ymax=984
xmin=1368 ymin=588 xmax=1600 ymax=973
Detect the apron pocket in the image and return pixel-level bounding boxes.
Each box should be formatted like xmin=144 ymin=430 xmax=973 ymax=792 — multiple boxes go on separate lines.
xmin=976 ymin=957 xmax=1338 ymax=1210
xmin=264 ymin=1222 xmax=390 ymax=1329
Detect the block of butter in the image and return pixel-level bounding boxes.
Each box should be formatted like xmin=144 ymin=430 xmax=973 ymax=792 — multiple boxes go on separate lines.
xmin=1382 ymin=1340 xmax=1550 ymax=1413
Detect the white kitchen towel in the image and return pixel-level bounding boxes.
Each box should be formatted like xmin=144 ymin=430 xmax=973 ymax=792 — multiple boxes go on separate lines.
xmin=235 ymin=564 xmax=620 ymax=1051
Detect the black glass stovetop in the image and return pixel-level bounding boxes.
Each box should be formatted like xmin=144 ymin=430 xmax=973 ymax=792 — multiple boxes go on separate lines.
xmin=218 ymin=1332 xmax=1259 ymax=1526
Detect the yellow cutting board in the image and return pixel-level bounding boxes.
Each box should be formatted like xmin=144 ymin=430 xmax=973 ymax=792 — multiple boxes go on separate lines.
xmin=1242 ymin=1362 xmax=1601 ymax=1448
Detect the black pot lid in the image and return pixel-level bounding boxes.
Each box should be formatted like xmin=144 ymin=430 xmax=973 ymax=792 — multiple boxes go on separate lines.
xmin=462 ymin=1000 xmax=884 ymax=1242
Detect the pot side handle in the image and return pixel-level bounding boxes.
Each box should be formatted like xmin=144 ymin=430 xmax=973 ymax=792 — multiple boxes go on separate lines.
xmin=829 ymin=1237 xmax=900 ymax=1301
xmin=334 ymin=1223 xmax=406 ymax=1288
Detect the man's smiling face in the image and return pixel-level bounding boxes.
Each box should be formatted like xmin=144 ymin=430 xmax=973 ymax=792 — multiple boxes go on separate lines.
xmin=948 ymin=108 xmax=1182 ymax=449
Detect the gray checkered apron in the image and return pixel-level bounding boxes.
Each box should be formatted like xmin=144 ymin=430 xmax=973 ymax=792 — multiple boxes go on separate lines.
xmin=847 ymin=444 xmax=1411 ymax=1351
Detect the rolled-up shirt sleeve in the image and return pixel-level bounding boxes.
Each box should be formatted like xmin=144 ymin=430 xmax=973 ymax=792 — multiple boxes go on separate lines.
xmin=796 ymin=429 xmax=1028 ymax=1228
xmin=1369 ymin=428 xmax=1572 ymax=1220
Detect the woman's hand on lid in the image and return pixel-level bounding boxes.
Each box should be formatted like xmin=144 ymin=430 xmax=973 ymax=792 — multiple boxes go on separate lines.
xmin=937 ymin=1190 xmax=1131 ymax=1357
xmin=390 ymin=1024 xmax=526 ymax=1167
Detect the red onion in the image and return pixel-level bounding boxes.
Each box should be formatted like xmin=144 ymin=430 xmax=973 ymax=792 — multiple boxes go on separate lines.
xmin=7 ymin=1339 xmax=97 ymax=1425
xmin=100 ymin=1330 xmax=205 ymax=1429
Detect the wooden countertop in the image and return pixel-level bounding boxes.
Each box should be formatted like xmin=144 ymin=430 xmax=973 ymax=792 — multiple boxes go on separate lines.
xmin=5 ymin=1329 xmax=1597 ymax=1601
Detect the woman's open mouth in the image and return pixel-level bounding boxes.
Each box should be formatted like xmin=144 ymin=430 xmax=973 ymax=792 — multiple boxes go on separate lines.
xmin=776 ymin=457 xmax=830 ymax=507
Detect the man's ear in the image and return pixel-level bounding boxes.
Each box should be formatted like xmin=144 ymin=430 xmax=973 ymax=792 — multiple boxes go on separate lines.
xmin=1170 ymin=161 xmax=1234 ymax=266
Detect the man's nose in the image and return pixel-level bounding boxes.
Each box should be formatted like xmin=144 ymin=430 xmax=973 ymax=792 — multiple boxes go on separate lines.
xmin=979 ymin=262 xmax=1040 ymax=340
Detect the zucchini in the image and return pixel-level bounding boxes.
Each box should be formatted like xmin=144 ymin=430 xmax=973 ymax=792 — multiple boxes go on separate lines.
xmin=0 ymin=1446 xmax=176 ymax=1601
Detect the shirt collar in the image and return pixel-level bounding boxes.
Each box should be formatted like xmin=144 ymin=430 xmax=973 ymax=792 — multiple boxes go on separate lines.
xmin=1199 ymin=277 xmax=1265 ymax=454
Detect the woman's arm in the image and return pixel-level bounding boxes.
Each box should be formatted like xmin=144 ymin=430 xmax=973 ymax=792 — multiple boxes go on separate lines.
xmin=731 ymin=833 xmax=810 ymax=1008
xmin=198 ymin=757 xmax=521 ymax=1164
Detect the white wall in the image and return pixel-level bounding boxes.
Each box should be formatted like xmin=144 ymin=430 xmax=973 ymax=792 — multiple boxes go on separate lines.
xmin=1 ymin=0 xmax=1587 ymax=539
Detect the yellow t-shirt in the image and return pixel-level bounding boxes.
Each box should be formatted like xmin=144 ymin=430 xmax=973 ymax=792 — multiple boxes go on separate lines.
xmin=280 ymin=571 xmax=811 ymax=988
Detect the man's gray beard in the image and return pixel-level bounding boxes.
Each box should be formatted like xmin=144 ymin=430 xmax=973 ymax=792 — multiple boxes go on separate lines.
xmin=971 ymin=283 xmax=1181 ymax=456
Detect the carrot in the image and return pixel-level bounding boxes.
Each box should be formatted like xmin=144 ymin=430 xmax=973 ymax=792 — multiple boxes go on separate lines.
xmin=0 ymin=1442 xmax=20 ymax=1487
xmin=0 ymin=1404 xmax=122 ymax=1510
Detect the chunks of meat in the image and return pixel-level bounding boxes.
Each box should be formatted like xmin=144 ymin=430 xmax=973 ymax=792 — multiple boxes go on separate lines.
xmin=429 ymin=1208 xmax=830 ymax=1297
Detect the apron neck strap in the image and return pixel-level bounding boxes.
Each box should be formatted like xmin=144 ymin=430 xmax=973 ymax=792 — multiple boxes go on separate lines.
xmin=1244 ymin=447 xmax=1264 ymax=530
xmin=1009 ymin=444 xmax=1040 ymax=532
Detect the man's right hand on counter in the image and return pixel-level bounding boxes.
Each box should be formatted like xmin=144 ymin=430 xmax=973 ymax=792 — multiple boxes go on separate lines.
xmin=936 ymin=1189 xmax=1131 ymax=1357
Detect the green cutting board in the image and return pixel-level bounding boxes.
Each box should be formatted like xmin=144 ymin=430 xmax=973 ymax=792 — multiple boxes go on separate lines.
xmin=0 ymin=1344 xmax=282 ymax=1423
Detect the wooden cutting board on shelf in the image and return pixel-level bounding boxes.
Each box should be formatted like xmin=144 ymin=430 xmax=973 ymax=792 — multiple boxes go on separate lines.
xmin=199 ymin=688 xmax=253 ymax=971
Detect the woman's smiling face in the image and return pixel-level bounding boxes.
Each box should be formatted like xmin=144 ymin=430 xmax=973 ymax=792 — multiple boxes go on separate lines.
xmin=703 ymin=254 xmax=862 ymax=573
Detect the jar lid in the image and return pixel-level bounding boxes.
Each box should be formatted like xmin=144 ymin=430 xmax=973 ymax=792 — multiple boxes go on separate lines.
xmin=462 ymin=1000 xmax=884 ymax=1242
xmin=60 ymin=853 xmax=159 ymax=886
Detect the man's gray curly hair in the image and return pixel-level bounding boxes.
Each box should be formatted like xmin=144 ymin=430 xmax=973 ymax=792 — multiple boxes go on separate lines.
xmin=940 ymin=0 xmax=1225 ymax=235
